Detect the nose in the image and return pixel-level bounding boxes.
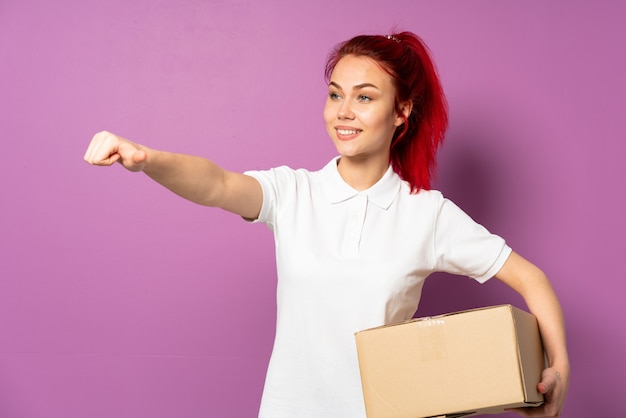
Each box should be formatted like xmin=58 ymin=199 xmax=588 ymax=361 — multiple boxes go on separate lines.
xmin=337 ymin=100 xmax=355 ymax=120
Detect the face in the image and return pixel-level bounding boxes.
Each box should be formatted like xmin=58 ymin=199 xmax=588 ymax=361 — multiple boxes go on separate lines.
xmin=324 ymin=55 xmax=408 ymax=164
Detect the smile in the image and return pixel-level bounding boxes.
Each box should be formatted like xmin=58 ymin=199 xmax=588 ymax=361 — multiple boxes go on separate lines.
xmin=337 ymin=129 xmax=362 ymax=135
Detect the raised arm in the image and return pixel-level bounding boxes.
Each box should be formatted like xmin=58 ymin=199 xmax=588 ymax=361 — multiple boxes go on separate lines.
xmin=495 ymin=251 xmax=570 ymax=417
xmin=83 ymin=131 xmax=263 ymax=220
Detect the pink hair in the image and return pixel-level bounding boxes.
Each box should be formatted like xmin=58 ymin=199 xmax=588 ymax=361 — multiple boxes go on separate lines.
xmin=325 ymin=32 xmax=448 ymax=192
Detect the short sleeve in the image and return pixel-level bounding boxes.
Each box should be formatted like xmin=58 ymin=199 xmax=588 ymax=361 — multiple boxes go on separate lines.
xmin=244 ymin=166 xmax=301 ymax=231
xmin=433 ymin=197 xmax=512 ymax=283
xmin=243 ymin=170 xmax=276 ymax=230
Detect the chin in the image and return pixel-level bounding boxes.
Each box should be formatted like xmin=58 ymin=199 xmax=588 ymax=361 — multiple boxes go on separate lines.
xmin=334 ymin=145 xmax=360 ymax=158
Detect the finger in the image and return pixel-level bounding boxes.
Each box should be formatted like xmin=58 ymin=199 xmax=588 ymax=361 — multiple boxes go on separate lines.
xmin=101 ymin=152 xmax=122 ymax=166
xmin=83 ymin=134 xmax=101 ymax=163
xmin=84 ymin=132 xmax=110 ymax=164
xmin=508 ymin=405 xmax=551 ymax=417
xmin=538 ymin=370 xmax=560 ymax=394
xmin=87 ymin=142 xmax=121 ymax=166
xmin=84 ymin=131 xmax=123 ymax=166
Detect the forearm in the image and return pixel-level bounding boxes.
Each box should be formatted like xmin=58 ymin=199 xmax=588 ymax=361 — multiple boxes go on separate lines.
xmin=140 ymin=146 xmax=227 ymax=207
xmin=522 ymin=273 xmax=569 ymax=372
xmin=496 ymin=252 xmax=569 ymax=371
xmin=496 ymin=252 xmax=570 ymax=416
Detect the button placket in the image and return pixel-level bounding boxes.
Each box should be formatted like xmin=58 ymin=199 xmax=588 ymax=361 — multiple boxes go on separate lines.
xmin=343 ymin=194 xmax=368 ymax=257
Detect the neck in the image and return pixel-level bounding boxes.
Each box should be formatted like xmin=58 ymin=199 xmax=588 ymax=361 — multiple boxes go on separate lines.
xmin=336 ymin=156 xmax=389 ymax=191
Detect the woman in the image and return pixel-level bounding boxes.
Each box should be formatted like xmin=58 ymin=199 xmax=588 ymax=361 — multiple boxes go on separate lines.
xmin=84 ymin=32 xmax=569 ymax=417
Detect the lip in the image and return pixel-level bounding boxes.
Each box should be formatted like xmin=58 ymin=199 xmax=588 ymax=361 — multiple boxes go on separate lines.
xmin=335 ymin=126 xmax=362 ymax=141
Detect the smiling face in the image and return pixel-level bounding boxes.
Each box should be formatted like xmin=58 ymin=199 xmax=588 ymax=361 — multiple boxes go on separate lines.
xmin=324 ymin=55 xmax=407 ymax=166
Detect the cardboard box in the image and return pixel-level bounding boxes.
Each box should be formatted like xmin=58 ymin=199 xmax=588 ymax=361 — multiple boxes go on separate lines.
xmin=354 ymin=305 xmax=544 ymax=418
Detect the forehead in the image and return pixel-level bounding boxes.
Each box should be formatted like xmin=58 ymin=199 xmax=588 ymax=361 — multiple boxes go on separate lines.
xmin=330 ymin=55 xmax=395 ymax=90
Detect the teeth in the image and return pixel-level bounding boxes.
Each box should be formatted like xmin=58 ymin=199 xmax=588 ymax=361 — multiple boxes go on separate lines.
xmin=338 ymin=129 xmax=360 ymax=135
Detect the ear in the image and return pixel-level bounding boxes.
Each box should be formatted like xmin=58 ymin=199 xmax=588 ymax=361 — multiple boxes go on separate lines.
xmin=394 ymin=100 xmax=413 ymax=127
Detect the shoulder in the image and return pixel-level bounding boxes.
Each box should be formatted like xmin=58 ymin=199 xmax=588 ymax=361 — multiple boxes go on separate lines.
xmin=396 ymin=188 xmax=473 ymax=223
xmin=399 ymin=185 xmax=446 ymax=205
xmin=244 ymin=164 xmax=327 ymax=197
xmin=245 ymin=164 xmax=316 ymax=180
xmin=245 ymin=158 xmax=334 ymax=187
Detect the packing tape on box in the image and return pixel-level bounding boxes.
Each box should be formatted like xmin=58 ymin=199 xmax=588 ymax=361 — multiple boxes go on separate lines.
xmin=414 ymin=318 xmax=446 ymax=362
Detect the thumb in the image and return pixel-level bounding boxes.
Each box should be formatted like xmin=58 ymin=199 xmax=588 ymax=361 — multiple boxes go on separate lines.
xmin=537 ymin=371 xmax=559 ymax=394
xmin=119 ymin=149 xmax=147 ymax=172
xmin=132 ymin=150 xmax=147 ymax=164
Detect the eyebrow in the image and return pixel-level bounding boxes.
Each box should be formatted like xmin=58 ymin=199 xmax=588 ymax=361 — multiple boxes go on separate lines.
xmin=329 ymin=81 xmax=380 ymax=91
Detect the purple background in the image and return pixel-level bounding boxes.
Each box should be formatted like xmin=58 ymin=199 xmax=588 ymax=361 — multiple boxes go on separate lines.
xmin=1 ymin=1 xmax=624 ymax=416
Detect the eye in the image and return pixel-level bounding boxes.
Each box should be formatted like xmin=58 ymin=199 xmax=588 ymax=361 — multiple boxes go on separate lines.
xmin=357 ymin=94 xmax=372 ymax=102
xmin=329 ymin=91 xmax=342 ymax=100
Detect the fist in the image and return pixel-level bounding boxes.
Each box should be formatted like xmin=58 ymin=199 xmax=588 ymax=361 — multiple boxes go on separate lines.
xmin=83 ymin=131 xmax=147 ymax=172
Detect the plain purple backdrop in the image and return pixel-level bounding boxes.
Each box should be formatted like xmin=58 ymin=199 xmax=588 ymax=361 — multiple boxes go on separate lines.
xmin=1 ymin=1 xmax=624 ymax=417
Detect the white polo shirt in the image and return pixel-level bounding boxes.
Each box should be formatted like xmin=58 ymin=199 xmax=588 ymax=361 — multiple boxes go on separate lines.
xmin=245 ymin=157 xmax=512 ymax=418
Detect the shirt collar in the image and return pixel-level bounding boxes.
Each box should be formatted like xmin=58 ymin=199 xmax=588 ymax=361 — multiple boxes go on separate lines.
xmin=322 ymin=157 xmax=402 ymax=210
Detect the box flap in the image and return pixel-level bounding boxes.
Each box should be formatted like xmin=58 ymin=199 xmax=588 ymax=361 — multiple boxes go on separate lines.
xmin=510 ymin=306 xmax=545 ymax=405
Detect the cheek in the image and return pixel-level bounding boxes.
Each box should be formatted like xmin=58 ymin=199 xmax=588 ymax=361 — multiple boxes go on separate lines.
xmin=323 ymin=102 xmax=335 ymax=124
xmin=363 ymin=108 xmax=391 ymax=130
xmin=323 ymin=107 xmax=335 ymax=137
xmin=380 ymin=106 xmax=402 ymax=129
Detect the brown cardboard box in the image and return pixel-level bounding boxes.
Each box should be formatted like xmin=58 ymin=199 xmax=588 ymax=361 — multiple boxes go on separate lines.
xmin=354 ymin=305 xmax=544 ymax=418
